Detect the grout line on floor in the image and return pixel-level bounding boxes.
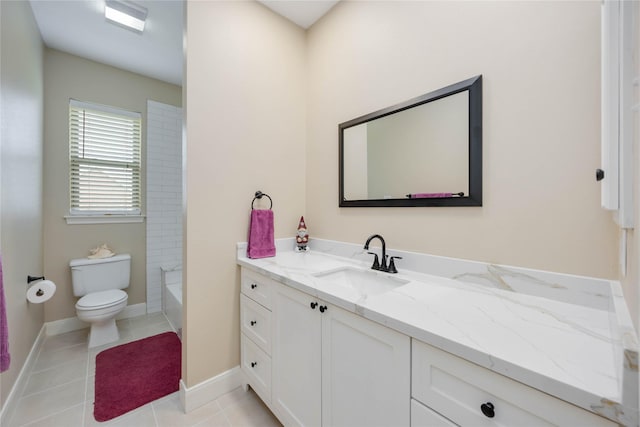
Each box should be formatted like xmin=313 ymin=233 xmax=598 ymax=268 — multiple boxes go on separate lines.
xmin=221 ymin=406 xmax=233 ymax=427
xmin=82 ymin=347 xmax=91 ymax=427
xmin=150 ymin=398 xmax=160 ymax=427
xmin=18 ymin=403 xmax=85 ymax=427
xmin=20 ymin=375 xmax=87 ymax=399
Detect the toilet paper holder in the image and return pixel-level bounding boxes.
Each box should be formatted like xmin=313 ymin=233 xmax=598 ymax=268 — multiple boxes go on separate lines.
xmin=26 ymin=276 xmax=56 ymax=303
xmin=28 ymin=275 xmax=46 ymax=297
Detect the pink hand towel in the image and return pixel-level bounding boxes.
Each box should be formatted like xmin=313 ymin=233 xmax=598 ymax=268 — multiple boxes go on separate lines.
xmin=247 ymin=209 xmax=276 ymax=259
xmin=1 ymin=253 xmax=10 ymax=372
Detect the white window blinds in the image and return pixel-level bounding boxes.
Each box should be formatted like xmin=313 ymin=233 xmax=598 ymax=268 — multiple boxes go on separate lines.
xmin=69 ymin=100 xmax=141 ymax=215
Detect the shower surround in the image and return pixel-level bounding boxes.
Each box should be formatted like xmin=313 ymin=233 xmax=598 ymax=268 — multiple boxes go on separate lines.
xmin=146 ymin=100 xmax=183 ymax=313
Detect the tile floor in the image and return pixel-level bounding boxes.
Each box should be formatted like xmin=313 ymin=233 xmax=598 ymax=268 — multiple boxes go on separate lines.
xmin=7 ymin=313 xmax=281 ymax=427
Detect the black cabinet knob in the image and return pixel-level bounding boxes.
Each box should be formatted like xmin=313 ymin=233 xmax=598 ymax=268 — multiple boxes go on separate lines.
xmin=480 ymin=402 xmax=495 ymax=418
xmin=319 ymin=305 xmax=327 ymax=313
xmin=310 ymin=302 xmax=318 ymax=309
xmin=250 ymin=320 xmax=257 ymax=326
xmin=251 ymin=361 xmax=257 ymax=368
xmin=250 ymin=283 xmax=257 ymax=289
xmin=596 ymin=168 xmax=605 ymax=181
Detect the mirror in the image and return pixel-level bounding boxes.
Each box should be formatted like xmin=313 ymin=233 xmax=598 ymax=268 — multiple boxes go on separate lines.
xmin=339 ymin=75 xmax=482 ymax=207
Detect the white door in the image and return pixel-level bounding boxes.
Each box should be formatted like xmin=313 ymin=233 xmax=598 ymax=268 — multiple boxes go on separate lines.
xmin=271 ymin=283 xmax=322 ymax=427
xmin=321 ymin=303 xmax=411 ymax=427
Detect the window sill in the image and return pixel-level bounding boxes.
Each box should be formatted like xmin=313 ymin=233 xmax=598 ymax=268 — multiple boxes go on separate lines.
xmin=65 ymin=215 xmax=145 ymax=225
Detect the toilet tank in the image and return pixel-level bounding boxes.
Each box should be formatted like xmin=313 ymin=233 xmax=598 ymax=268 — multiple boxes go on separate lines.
xmin=69 ymin=254 xmax=131 ymax=297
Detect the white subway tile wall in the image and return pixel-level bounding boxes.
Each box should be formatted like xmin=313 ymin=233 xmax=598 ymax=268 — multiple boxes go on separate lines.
xmin=146 ymin=100 xmax=183 ymax=313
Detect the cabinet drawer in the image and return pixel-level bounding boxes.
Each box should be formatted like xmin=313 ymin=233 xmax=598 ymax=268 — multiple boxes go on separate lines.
xmin=241 ymin=269 xmax=273 ymax=309
xmin=240 ymin=293 xmax=272 ymax=354
xmin=411 ymin=399 xmax=457 ymax=427
xmin=241 ymin=333 xmax=272 ymax=404
xmin=411 ymin=340 xmax=615 ymax=427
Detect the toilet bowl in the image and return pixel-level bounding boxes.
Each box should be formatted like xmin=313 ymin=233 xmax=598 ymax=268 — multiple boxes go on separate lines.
xmin=76 ymin=289 xmax=128 ymax=348
xmin=70 ymin=253 xmax=131 ymax=348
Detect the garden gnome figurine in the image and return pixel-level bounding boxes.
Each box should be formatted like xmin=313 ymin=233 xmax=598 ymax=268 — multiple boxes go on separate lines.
xmin=296 ymin=216 xmax=309 ymax=251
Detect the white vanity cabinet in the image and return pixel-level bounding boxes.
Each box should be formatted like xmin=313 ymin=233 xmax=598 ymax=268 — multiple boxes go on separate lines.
xmin=244 ymin=268 xmax=411 ymax=427
xmin=240 ymin=268 xmax=276 ymax=405
xmin=411 ymin=339 xmax=617 ymax=427
xmin=240 ymin=267 xmax=619 ymax=427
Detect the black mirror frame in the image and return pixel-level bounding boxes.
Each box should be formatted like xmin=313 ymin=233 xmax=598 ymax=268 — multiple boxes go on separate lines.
xmin=338 ymin=75 xmax=482 ymax=207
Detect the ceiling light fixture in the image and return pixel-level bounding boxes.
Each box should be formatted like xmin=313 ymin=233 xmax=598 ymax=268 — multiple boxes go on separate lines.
xmin=105 ymin=0 xmax=148 ymax=33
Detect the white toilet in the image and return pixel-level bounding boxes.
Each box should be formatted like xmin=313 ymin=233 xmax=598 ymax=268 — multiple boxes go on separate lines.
xmin=70 ymin=254 xmax=131 ymax=348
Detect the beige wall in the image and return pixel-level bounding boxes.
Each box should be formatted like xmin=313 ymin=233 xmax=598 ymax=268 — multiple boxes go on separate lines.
xmin=0 ymin=0 xmax=44 ymax=411
xmin=306 ymin=1 xmax=618 ymax=279
xmin=183 ymin=0 xmax=634 ymax=391
xmin=184 ymin=1 xmax=306 ymax=386
xmin=42 ymin=50 xmax=182 ymax=322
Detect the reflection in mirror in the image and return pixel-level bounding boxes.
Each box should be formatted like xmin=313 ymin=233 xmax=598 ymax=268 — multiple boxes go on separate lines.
xmin=343 ymin=91 xmax=469 ymax=200
xmin=339 ymin=75 xmax=482 ymax=207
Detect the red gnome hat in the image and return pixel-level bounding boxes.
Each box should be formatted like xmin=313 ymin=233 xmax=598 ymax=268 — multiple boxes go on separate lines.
xmin=298 ymin=216 xmax=306 ymax=230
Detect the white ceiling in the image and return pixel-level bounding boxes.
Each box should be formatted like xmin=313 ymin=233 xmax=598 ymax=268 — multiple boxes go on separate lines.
xmin=29 ymin=0 xmax=339 ymax=87
xmin=29 ymin=0 xmax=184 ymax=86
xmin=258 ymin=1 xmax=338 ymax=29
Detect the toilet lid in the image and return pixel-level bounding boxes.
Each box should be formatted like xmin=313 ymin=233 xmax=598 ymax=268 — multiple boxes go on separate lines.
xmin=76 ymin=289 xmax=127 ymax=310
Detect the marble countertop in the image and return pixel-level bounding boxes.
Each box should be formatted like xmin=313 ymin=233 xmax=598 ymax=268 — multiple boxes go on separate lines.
xmin=237 ymin=238 xmax=639 ymax=426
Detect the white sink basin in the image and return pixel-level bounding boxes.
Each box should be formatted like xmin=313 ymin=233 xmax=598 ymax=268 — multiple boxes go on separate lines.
xmin=313 ymin=267 xmax=409 ymax=296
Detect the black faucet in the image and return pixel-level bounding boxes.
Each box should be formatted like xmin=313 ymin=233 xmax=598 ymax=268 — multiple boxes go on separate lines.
xmin=363 ymin=234 xmax=402 ymax=273
xmin=364 ymin=234 xmax=387 ymax=271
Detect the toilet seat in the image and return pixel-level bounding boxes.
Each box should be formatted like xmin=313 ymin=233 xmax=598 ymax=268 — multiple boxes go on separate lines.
xmin=76 ymin=289 xmax=127 ymax=310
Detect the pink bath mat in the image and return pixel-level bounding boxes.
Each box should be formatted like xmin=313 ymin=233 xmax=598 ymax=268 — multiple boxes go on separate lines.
xmin=94 ymin=332 xmax=181 ymax=421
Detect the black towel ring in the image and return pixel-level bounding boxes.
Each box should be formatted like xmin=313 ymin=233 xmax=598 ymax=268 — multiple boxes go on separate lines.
xmin=251 ymin=191 xmax=273 ymax=210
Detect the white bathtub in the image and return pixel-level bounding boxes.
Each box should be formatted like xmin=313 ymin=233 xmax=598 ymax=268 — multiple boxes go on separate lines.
xmin=162 ymin=267 xmax=182 ymax=337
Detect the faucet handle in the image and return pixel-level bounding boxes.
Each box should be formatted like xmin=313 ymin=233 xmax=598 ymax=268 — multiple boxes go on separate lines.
xmin=367 ymin=252 xmax=381 ymax=270
xmin=388 ymin=256 xmax=403 ymax=274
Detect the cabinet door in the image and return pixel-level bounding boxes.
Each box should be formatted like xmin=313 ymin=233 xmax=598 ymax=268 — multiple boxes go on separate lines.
xmin=272 ymin=283 xmax=322 ymax=427
xmin=321 ymin=303 xmax=410 ymax=427
xmin=241 ymin=333 xmax=272 ymax=404
xmin=240 ymin=294 xmax=272 ymax=354
xmin=241 ymin=268 xmax=273 ymax=309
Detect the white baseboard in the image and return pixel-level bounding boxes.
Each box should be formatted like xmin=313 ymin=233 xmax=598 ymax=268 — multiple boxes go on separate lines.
xmin=0 ymin=325 xmax=46 ymax=426
xmin=45 ymin=302 xmax=147 ymax=336
xmin=45 ymin=316 xmax=86 ymax=336
xmin=180 ymin=366 xmax=245 ymax=413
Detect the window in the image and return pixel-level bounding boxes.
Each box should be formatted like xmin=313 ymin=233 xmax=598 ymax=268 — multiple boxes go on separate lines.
xmin=68 ymin=100 xmax=142 ymax=221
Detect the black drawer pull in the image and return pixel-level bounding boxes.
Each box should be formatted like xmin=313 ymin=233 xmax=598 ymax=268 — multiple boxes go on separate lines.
xmin=319 ymin=305 xmax=327 ymax=313
xmin=480 ymin=402 xmax=495 ymax=418
xmin=251 ymin=361 xmax=257 ymax=368
xmin=250 ymin=283 xmax=257 ymax=289
xmin=250 ymin=320 xmax=257 ymax=326
xmin=310 ymin=302 xmax=318 ymax=309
